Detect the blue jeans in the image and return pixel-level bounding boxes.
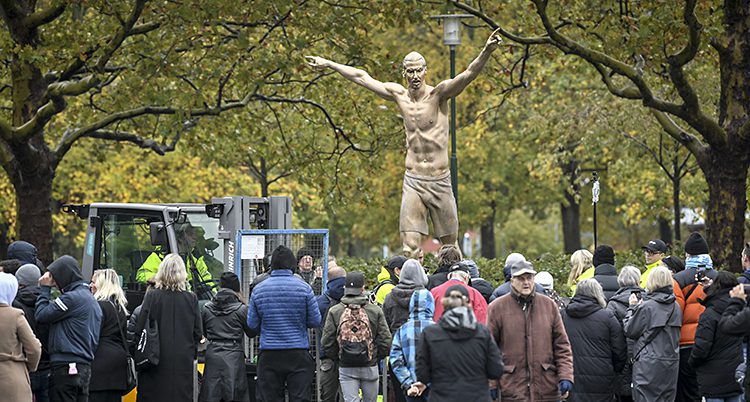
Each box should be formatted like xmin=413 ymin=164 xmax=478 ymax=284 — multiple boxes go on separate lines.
xmin=706 ymin=396 xmax=742 ymax=402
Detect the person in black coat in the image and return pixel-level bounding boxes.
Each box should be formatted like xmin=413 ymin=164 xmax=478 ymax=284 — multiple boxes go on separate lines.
xmin=200 ymin=273 xmax=254 ymax=402
xmin=135 ymin=254 xmax=202 ymax=402
xmin=591 ymin=245 xmax=619 ymax=301
xmin=719 ymin=282 xmax=750 ymax=401
xmin=413 ymin=284 xmax=503 ymax=402
xmin=426 ymin=245 xmax=461 ymax=290
xmin=689 ymin=271 xmax=743 ymax=401
xmin=90 ymin=269 xmax=130 ymax=402
xmin=562 ymin=279 xmax=627 ymax=402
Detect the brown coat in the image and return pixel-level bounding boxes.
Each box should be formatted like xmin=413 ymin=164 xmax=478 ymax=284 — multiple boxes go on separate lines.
xmin=0 ymin=306 xmax=41 ymax=402
xmin=487 ymin=291 xmax=574 ymax=402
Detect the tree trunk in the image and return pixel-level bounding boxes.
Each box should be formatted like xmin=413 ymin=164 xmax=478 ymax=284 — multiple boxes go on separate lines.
xmin=672 ymin=177 xmax=682 ymax=242
xmin=259 ymin=157 xmax=269 ymax=197
xmin=561 ymin=192 xmax=582 ymax=254
xmin=9 ymin=163 xmax=55 ymax=265
xmin=480 ymin=198 xmax=496 ymax=259
xmin=702 ymin=152 xmax=749 ymax=272
xmin=658 ymin=217 xmax=673 ymax=245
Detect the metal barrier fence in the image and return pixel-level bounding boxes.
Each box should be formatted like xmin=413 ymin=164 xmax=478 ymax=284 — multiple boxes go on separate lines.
xmin=236 ymin=229 xmax=329 ymax=402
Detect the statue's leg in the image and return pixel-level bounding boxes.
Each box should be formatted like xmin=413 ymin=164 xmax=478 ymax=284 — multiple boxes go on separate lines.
xmin=400 ymin=174 xmax=428 ymax=258
xmin=401 ymin=231 xmax=423 ymax=258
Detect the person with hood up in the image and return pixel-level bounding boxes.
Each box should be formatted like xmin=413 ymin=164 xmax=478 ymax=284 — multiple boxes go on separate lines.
xmin=672 ymin=231 xmax=717 ymax=402
xmin=426 ymin=245 xmax=461 ymax=290
xmin=200 ymin=272 xmax=255 ymax=402
xmin=624 ymin=266 xmax=682 ymax=402
xmin=487 ymin=260 xmax=574 ymax=401
xmin=562 ymin=279 xmax=627 ymax=402
xmin=12 ymin=264 xmax=51 ymax=402
xmin=606 ymin=265 xmax=643 ymax=402
xmin=7 ymin=240 xmax=44 ymax=273
xmin=489 ymin=252 xmax=544 ymax=302
xmin=413 ymin=284 xmax=502 ymax=402
xmin=390 ymin=289 xmax=435 ymax=402
xmin=591 ymin=245 xmax=619 ymax=301
xmin=316 ymin=266 xmax=347 ymax=402
xmin=464 ymin=259 xmax=494 ymax=303
xmin=383 ymin=259 xmax=427 ymax=402
xmin=321 ymin=272 xmax=391 ymax=402
xmin=689 ymin=271 xmax=743 ymax=402
xmin=35 ymin=255 xmax=102 ymax=402
xmin=374 ymin=255 xmax=406 ymax=305
xmin=383 ymin=259 xmax=429 ymax=334
xmin=0 ymin=272 xmax=41 ymax=402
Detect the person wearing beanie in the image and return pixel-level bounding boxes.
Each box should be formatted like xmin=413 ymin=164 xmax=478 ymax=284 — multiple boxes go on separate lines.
xmin=413 ymin=284 xmax=502 ymax=402
xmin=487 ymin=260 xmax=575 ymax=401
xmin=247 ymin=245 xmax=321 ymax=401
xmin=35 ymin=255 xmax=103 ymax=402
xmin=0 ymin=272 xmax=42 ymax=402
xmin=640 ymin=239 xmax=668 ymax=288
xmin=12 ymin=264 xmax=50 ymax=401
xmin=321 ymin=272 xmax=391 ymax=402
xmin=316 ymin=266 xmax=347 ymax=402
xmin=672 ymin=231 xmax=717 ymax=402
xmin=490 ymin=253 xmax=544 ymax=301
xmin=592 ymin=245 xmax=619 ymax=301
xmin=296 ymin=246 xmax=322 ymax=295
xmin=200 ymin=272 xmax=254 ymax=402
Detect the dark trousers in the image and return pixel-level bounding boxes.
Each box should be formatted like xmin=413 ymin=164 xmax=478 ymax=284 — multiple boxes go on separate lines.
xmin=319 ymin=358 xmax=341 ymax=402
xmin=31 ymin=368 xmax=51 ymax=402
xmin=257 ymin=349 xmax=314 ymax=402
xmin=49 ymin=363 xmax=91 ymax=402
xmin=88 ymin=391 xmax=122 ymax=402
xmin=388 ymin=364 xmax=406 ymax=402
xmin=676 ymin=346 xmax=701 ymax=402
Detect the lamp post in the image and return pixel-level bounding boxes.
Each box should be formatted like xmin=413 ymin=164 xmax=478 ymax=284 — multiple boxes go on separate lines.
xmin=431 ymin=14 xmax=473 ymax=210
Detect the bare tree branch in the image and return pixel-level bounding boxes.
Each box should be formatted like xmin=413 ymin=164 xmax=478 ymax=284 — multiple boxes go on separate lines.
xmin=449 ymin=0 xmax=551 ymax=45
xmin=621 ymin=131 xmax=675 ymax=181
xmin=23 ymin=1 xmax=66 ymax=29
xmin=82 ymin=129 xmax=180 ymax=155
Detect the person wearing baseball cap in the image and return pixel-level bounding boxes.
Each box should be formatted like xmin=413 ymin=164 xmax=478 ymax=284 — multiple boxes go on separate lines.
xmin=429 ymin=262 xmax=488 ymax=324
xmin=640 ymin=239 xmax=668 ymax=288
xmin=373 ymin=256 xmax=407 ymax=305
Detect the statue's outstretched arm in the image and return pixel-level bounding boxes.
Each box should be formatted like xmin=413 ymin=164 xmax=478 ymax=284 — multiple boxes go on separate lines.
xmin=306 ymin=56 xmax=402 ymax=101
xmin=435 ymin=29 xmax=503 ymax=101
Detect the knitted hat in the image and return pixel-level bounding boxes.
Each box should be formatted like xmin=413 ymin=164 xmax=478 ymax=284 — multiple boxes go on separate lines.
xmin=593 ymin=245 xmax=615 ymax=267
xmin=219 ymin=272 xmax=240 ymax=292
xmin=270 ymin=245 xmax=297 ymax=270
xmin=15 ymin=264 xmax=41 ymax=287
xmin=684 ymin=232 xmax=709 ymax=255
xmin=444 ymin=284 xmax=470 ymax=299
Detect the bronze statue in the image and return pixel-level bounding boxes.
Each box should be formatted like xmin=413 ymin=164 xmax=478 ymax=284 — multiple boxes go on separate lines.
xmin=307 ymin=29 xmax=502 ymax=257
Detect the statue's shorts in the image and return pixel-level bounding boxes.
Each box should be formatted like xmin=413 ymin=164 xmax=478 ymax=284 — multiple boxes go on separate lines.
xmin=399 ymin=171 xmax=458 ymax=238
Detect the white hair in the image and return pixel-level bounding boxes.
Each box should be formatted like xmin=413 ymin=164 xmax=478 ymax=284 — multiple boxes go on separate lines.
xmin=155 ymin=254 xmax=188 ymax=291
xmin=618 ymin=266 xmax=641 ymax=288
xmin=575 ymin=279 xmax=606 ymax=308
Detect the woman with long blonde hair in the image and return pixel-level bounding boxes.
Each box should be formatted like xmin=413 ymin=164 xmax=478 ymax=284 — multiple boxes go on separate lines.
xmin=568 ymin=249 xmax=594 ymax=293
xmin=89 ymin=269 xmax=130 ymax=401
xmin=135 ymin=254 xmax=202 ymax=402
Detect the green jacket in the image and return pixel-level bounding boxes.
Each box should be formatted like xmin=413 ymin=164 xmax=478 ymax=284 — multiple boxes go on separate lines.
xmin=321 ymin=294 xmax=392 ymax=367
xmin=136 ymin=250 xmax=211 ymax=283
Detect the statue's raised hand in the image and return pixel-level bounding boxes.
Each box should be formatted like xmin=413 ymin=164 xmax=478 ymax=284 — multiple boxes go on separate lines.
xmin=305 ymin=56 xmax=330 ymax=70
xmin=485 ymin=28 xmax=503 ymax=51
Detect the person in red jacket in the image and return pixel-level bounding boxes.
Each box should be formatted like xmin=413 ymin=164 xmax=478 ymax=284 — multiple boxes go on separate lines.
xmin=430 ymin=263 xmax=488 ymax=324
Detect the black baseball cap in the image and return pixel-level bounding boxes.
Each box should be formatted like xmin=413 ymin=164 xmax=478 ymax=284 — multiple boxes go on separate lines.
xmin=642 ymin=239 xmax=668 ymax=253
xmin=344 ymin=272 xmax=365 ymax=296
xmin=449 ymin=262 xmax=470 ymax=274
xmin=385 ymin=256 xmax=407 ymax=271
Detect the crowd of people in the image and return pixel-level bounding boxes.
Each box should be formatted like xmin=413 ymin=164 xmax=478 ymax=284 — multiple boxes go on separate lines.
xmin=3 ymin=232 xmax=750 ymax=402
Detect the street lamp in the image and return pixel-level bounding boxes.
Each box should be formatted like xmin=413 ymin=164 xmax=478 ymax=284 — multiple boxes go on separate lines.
xmin=431 ymin=14 xmax=473 ymax=210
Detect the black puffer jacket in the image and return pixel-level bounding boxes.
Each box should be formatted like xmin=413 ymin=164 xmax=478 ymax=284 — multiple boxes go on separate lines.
xmin=383 ymin=286 xmax=417 ymax=334
xmin=417 ymin=306 xmax=503 ymax=402
xmin=592 ymin=264 xmax=619 ymax=301
xmin=689 ymin=288 xmax=743 ymax=398
xmin=605 ymin=285 xmax=643 ymax=397
xmin=470 ymin=278 xmax=494 ymax=304
xmin=427 ymin=264 xmax=450 ymax=290
xmin=719 ymin=298 xmax=750 ymax=400
xmin=562 ymin=295 xmax=627 ymax=402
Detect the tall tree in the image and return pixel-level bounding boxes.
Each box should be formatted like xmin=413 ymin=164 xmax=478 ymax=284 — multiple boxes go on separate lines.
xmin=450 ymin=0 xmax=750 ymax=270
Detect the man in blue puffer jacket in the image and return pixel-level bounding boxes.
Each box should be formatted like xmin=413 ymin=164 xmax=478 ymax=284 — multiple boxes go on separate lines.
xmin=35 ymin=255 xmax=102 ymax=402
xmin=248 ymin=245 xmax=322 ymax=402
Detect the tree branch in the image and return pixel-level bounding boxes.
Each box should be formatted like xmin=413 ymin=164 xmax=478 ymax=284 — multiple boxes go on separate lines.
xmin=10 ymin=97 xmax=66 ymax=141
xmin=94 ymin=0 xmax=148 ymax=72
xmin=23 ymin=1 xmax=66 ymax=29
xmin=449 ymin=0 xmax=551 ymax=45
xmin=591 ymin=62 xmax=641 ymax=99
xmin=650 ymin=109 xmax=707 ymax=163
xmin=82 ymin=129 xmax=180 ymax=155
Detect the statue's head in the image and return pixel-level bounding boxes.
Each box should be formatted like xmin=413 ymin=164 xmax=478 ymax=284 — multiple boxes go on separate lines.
xmin=402 ymin=52 xmax=427 ymax=90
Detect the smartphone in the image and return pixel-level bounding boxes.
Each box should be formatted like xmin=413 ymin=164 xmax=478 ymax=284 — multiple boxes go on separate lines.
xmin=631 ymin=290 xmax=642 ymax=300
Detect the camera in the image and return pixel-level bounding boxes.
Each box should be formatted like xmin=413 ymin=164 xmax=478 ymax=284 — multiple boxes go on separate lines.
xmin=630 ymin=290 xmax=642 ymax=300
